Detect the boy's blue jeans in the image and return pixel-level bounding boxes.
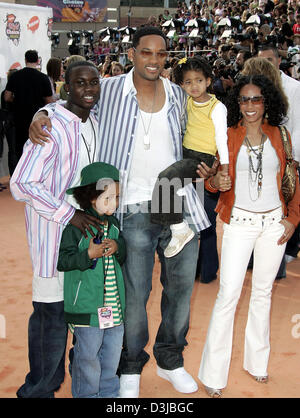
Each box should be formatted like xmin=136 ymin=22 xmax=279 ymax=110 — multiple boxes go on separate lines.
xmin=119 ymin=203 xmax=198 ymax=374
xmin=72 ymin=324 xmax=124 ymax=398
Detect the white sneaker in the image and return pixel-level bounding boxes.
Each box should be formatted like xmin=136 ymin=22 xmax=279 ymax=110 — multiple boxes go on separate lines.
xmin=119 ymin=374 xmax=140 ymax=398
xmin=164 ymin=226 xmax=195 ymax=258
xmin=157 ymin=366 xmax=198 ymax=393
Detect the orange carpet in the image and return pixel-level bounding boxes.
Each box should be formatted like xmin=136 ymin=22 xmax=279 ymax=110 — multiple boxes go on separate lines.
xmin=0 ymin=175 xmax=299 ymax=398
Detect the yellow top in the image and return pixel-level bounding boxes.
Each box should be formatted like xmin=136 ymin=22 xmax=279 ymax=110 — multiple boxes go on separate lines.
xmin=183 ymin=94 xmax=219 ymax=156
xmin=55 ymin=81 xmax=64 ymax=94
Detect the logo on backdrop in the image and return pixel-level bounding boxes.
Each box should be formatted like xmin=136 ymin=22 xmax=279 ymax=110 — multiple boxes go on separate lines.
xmin=5 ymin=13 xmax=21 ymax=46
xmin=38 ymin=56 xmax=43 ymax=72
xmin=9 ymin=62 xmax=22 ymax=71
xmin=27 ymin=15 xmax=40 ymax=33
xmin=47 ymin=17 xmax=53 ymax=38
xmin=37 ymin=0 xmax=107 ymax=22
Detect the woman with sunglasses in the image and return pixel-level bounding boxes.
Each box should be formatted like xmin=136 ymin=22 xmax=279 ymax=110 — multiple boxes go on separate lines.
xmin=198 ymin=75 xmax=300 ymax=397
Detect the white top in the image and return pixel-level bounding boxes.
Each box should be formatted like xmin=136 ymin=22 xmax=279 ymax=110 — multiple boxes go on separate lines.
xmin=32 ymin=116 xmax=99 ymax=303
xmin=124 ymin=82 xmax=176 ymax=205
xmin=234 ymin=138 xmax=282 ymax=212
xmin=210 ymin=101 xmax=228 ymax=164
xmin=281 ymin=70 xmax=300 ymax=163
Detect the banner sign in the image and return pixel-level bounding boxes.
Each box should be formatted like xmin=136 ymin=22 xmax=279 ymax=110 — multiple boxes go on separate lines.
xmin=0 ymin=3 xmax=52 ymax=77
xmin=37 ymin=0 xmax=107 ymax=22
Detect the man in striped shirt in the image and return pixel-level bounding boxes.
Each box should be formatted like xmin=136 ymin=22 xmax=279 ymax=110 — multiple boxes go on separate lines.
xmin=10 ymin=61 xmax=103 ymax=398
xmin=29 ymin=27 xmax=215 ymax=398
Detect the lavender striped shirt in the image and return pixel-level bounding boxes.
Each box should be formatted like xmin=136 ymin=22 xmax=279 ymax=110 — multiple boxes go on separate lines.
xmin=10 ymin=105 xmax=97 ymax=277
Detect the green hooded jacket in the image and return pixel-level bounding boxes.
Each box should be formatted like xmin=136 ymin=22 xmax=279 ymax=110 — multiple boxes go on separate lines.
xmin=57 ymin=208 xmax=126 ymax=327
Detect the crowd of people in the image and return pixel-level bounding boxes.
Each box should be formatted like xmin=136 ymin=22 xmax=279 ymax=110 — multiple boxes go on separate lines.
xmin=58 ymin=1 xmax=300 ymax=82
xmin=0 ymin=0 xmax=299 ymax=401
xmin=71 ymin=1 xmax=300 ymax=80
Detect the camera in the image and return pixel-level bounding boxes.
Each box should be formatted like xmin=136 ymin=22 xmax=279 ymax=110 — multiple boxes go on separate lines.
xmin=93 ymin=231 xmax=103 ymax=245
xmin=232 ymin=33 xmax=245 ymax=42
xmin=288 ymin=46 xmax=300 ymax=58
xmin=91 ymin=230 xmax=104 ymax=270
xmin=266 ymin=34 xmax=285 ymax=46
xmin=217 ymin=63 xmax=236 ymax=79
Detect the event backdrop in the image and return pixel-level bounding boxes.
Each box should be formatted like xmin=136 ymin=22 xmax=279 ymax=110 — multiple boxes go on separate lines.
xmin=0 ymin=2 xmax=53 ymax=77
xmin=36 ymin=0 xmax=107 ymax=22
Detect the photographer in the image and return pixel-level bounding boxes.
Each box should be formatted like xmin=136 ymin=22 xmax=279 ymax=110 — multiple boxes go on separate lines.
xmin=280 ymin=58 xmax=295 ymax=77
xmin=241 ymin=29 xmax=259 ymax=55
xmin=257 ymin=23 xmax=272 ymax=44
xmin=218 ymin=44 xmax=231 ymax=64
xmin=234 ymin=49 xmax=252 ymax=81
xmin=212 ymin=58 xmax=234 ymax=102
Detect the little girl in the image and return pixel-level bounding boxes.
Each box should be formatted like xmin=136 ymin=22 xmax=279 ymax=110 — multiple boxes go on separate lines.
xmin=57 ymin=162 xmax=126 ymax=398
xmin=151 ymin=56 xmax=229 ymax=258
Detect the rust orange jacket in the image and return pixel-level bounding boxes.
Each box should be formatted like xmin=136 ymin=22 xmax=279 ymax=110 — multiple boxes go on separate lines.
xmin=205 ymin=121 xmax=300 ymax=227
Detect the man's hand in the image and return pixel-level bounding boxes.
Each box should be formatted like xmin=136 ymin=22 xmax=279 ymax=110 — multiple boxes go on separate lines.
xmin=29 ymin=111 xmax=52 ymax=146
xmin=221 ymin=76 xmax=234 ymax=90
xmin=196 ymin=160 xmax=219 ymax=179
xmin=69 ymin=209 xmax=104 ymax=238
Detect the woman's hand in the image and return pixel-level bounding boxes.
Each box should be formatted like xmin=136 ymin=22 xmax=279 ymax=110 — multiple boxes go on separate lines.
xmin=278 ymin=219 xmax=295 ymax=245
xmin=29 ymin=111 xmax=52 ymax=145
xmin=211 ymin=171 xmax=232 ymax=192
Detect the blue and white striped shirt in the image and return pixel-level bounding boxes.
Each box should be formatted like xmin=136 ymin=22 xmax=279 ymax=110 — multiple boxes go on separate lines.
xmin=97 ymin=70 xmax=210 ymax=232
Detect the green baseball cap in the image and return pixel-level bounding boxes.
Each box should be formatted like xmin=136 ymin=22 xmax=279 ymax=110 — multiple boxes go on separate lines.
xmin=66 ymin=162 xmax=119 ymax=195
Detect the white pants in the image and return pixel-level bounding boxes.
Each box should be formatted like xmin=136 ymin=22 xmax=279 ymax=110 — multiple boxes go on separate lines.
xmin=198 ymin=206 xmax=286 ymax=389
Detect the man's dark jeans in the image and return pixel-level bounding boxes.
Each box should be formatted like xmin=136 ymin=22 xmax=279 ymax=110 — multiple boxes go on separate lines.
xmin=17 ymin=301 xmax=68 ymax=398
xmin=196 ymin=189 xmax=220 ymax=283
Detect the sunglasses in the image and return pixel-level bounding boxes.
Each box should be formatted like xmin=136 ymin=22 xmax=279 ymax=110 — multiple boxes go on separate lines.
xmin=238 ymin=95 xmax=264 ymax=104
xmin=133 ymin=47 xmax=168 ymax=59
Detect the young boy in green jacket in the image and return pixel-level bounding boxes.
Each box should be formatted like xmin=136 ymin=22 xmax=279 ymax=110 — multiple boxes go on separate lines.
xmin=57 ymin=162 xmax=126 ymax=398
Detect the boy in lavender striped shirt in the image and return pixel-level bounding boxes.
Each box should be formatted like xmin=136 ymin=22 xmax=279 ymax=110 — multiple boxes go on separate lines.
xmin=10 ymin=61 xmax=103 ymax=398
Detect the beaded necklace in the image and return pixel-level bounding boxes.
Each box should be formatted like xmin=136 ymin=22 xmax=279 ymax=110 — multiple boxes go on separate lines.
xmin=244 ymin=133 xmax=266 ymax=201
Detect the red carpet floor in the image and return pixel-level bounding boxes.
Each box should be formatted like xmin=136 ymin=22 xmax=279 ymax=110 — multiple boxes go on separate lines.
xmin=0 ymin=176 xmax=299 ymax=398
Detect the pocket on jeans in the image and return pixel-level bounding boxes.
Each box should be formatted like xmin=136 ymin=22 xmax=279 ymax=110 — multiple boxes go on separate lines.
xmin=275 ymin=220 xmax=285 ymax=233
xmin=122 ymin=204 xmax=142 ymax=221
xmin=122 ymin=211 xmax=137 ymax=221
